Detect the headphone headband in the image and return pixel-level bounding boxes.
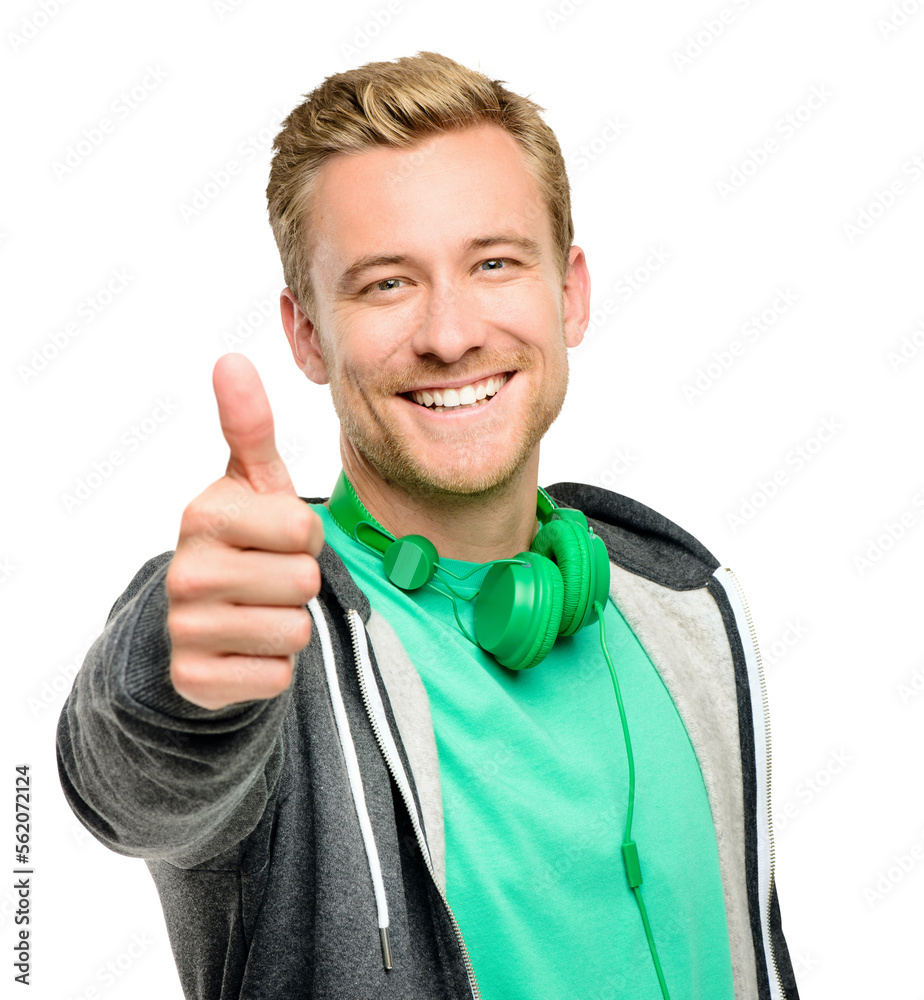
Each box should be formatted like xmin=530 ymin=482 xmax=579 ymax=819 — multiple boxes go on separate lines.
xmin=328 ymin=470 xmax=564 ymax=553
xmin=328 ymin=471 xmax=394 ymax=554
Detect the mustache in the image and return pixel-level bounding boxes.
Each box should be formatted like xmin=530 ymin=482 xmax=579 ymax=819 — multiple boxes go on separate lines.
xmin=377 ymin=347 xmax=535 ymax=396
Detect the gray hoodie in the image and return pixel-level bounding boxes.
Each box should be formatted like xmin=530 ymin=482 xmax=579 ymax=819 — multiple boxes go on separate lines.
xmin=57 ymin=482 xmax=800 ymax=999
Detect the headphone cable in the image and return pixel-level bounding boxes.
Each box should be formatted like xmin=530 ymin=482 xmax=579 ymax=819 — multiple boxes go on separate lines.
xmin=594 ymin=601 xmax=671 ymax=1000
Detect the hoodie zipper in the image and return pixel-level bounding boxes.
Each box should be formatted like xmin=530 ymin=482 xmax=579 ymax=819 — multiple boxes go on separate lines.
xmin=346 ymin=608 xmax=482 ymax=1000
xmin=717 ymin=567 xmax=786 ymax=1000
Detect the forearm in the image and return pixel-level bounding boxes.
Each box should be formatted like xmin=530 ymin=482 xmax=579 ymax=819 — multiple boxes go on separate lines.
xmin=56 ymin=553 xmax=292 ymax=865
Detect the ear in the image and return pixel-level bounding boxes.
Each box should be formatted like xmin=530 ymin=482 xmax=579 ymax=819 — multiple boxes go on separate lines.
xmin=561 ymin=245 xmax=591 ymax=349
xmin=280 ymin=288 xmax=329 ymax=385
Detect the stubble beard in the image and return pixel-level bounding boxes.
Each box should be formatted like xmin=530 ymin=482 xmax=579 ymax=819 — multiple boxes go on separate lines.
xmin=327 ymin=338 xmax=571 ymax=507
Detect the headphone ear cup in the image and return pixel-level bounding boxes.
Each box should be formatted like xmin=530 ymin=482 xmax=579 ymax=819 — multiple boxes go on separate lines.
xmin=382 ymin=535 xmax=439 ymax=590
xmin=530 ymin=519 xmax=593 ymax=636
xmin=474 ymin=552 xmax=564 ymax=670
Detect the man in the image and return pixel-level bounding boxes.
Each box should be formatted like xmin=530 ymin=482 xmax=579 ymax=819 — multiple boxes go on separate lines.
xmin=57 ymin=51 xmax=799 ymax=999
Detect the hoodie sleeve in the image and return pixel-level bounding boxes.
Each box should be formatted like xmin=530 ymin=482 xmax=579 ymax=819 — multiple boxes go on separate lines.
xmin=55 ymin=552 xmax=293 ymax=867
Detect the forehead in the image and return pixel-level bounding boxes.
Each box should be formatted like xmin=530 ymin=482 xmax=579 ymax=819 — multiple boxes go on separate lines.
xmin=306 ymin=124 xmax=553 ymax=284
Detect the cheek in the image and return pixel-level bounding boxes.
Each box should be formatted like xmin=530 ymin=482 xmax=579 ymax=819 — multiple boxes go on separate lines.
xmin=478 ymin=280 xmax=560 ymax=332
xmin=333 ymin=325 xmax=405 ymax=397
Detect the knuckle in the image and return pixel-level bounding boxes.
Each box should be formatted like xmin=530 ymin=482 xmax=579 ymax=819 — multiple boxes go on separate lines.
xmin=166 ymin=606 xmax=202 ymax=647
xmin=165 ymin=560 xmax=196 ymax=603
xmin=179 ymin=498 xmax=214 ymax=539
xmin=166 ymin=556 xmax=216 ymax=604
xmin=308 ymin=508 xmax=326 ymax=555
xmin=291 ymin=554 xmax=321 ymax=602
xmin=262 ymin=656 xmax=296 ymax=696
xmin=169 ymin=656 xmax=213 ymax=706
xmin=261 ymin=610 xmax=312 ymax=656
xmin=290 ymin=611 xmax=313 ymax=650
xmin=269 ymin=651 xmax=296 ymax=682
xmin=181 ymin=486 xmax=252 ymax=541
xmin=281 ymin=499 xmax=313 ymax=550
xmin=232 ymin=654 xmax=294 ymax=699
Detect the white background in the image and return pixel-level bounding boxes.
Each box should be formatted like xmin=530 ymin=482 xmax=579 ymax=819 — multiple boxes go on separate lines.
xmin=3 ymin=0 xmax=924 ymax=996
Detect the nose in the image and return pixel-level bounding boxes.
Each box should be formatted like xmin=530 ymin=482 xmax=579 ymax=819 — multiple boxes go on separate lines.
xmin=409 ymin=280 xmax=488 ymax=364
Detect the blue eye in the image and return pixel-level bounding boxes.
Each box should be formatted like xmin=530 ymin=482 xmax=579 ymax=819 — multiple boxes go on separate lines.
xmin=481 ymin=258 xmax=505 ymax=270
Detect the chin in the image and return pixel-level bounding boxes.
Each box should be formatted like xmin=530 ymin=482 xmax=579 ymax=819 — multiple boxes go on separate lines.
xmin=371 ymin=438 xmax=535 ymax=503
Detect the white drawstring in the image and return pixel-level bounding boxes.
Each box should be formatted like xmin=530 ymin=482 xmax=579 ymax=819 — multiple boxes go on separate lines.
xmin=307 ymin=598 xmax=392 ymax=970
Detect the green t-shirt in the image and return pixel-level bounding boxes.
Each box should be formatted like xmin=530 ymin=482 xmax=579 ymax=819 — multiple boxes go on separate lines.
xmin=316 ymin=504 xmax=735 ymax=999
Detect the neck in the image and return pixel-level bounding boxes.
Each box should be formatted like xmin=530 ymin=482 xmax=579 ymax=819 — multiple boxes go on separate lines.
xmin=337 ymin=445 xmax=542 ymax=563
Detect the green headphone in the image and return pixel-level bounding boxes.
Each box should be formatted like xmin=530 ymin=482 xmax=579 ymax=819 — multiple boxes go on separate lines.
xmin=327 ymin=471 xmax=611 ymax=670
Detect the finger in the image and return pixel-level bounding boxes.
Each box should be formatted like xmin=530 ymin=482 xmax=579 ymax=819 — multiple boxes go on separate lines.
xmin=218 ymin=494 xmax=324 ymax=557
xmin=170 ymin=604 xmax=314 ymax=658
xmin=169 ymin=547 xmax=321 ymax=607
xmin=171 ymin=653 xmax=297 ymax=709
xmin=180 ymin=488 xmax=324 ymax=556
xmin=213 ymin=352 xmax=295 ymax=495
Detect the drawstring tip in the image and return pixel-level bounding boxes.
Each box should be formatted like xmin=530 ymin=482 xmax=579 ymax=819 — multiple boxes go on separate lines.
xmin=380 ymin=927 xmax=393 ymax=970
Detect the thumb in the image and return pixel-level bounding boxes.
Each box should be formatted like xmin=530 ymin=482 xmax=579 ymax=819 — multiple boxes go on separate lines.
xmin=213 ymin=353 xmax=295 ymax=494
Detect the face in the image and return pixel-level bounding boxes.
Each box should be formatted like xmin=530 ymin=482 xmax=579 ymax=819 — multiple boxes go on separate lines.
xmin=281 ymin=124 xmax=590 ymax=501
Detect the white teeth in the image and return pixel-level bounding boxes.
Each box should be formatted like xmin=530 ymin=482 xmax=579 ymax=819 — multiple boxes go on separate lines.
xmin=410 ymin=373 xmax=509 ymax=410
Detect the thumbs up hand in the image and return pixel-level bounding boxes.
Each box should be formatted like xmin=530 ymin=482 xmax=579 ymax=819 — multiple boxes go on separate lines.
xmin=165 ymin=354 xmax=324 ymax=709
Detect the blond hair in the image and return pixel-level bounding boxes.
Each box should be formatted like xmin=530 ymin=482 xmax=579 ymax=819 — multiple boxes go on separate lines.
xmin=266 ymin=51 xmax=574 ymax=317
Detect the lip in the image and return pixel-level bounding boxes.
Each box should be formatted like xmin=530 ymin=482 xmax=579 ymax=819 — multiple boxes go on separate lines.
xmin=400 ymin=371 xmax=515 ymax=414
xmin=400 ymin=370 xmax=514 ymax=395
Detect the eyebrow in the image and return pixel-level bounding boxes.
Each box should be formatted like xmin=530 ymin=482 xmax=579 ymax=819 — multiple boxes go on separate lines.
xmin=336 ymin=233 xmax=543 ymax=294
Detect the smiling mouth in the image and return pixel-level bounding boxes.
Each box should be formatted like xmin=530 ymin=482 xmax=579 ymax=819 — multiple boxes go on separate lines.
xmin=403 ymin=372 xmax=511 ymax=413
